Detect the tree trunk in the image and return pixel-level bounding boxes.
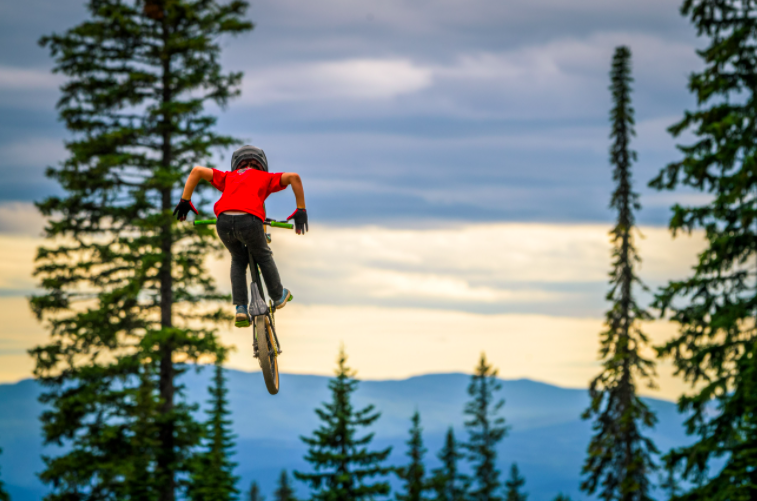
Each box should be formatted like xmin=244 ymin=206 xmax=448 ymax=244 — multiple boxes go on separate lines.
xmin=158 ymin=17 xmax=175 ymax=501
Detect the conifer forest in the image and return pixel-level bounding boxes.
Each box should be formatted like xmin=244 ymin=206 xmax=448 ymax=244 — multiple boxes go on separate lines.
xmin=2 ymin=0 xmax=757 ymax=501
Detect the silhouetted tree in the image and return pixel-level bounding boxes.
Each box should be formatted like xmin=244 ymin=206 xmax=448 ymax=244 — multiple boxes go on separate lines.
xmin=581 ymin=45 xmax=658 ymax=501
xmin=30 ymin=1 xmax=252 ymax=500
xmin=648 ymin=1 xmax=757 ymax=499
xmin=464 ymin=354 xmax=508 ymax=501
xmin=273 ymin=471 xmax=298 ymax=501
xmin=396 ymin=411 xmax=429 ymax=501
xmin=552 ymin=496 xmax=571 ymax=501
xmin=503 ymin=464 xmax=526 ymax=501
xmin=295 ymin=348 xmax=392 ymax=501
xmin=188 ymin=362 xmax=239 ymax=501
xmin=429 ymin=428 xmax=467 ymax=501
xmin=249 ymin=481 xmax=265 ymax=501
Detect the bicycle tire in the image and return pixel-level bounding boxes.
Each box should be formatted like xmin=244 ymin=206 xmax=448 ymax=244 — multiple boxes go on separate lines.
xmin=255 ymin=314 xmax=280 ymax=395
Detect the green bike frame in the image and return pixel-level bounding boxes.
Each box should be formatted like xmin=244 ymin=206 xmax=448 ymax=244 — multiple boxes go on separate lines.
xmin=194 ymin=219 xmax=293 ymax=229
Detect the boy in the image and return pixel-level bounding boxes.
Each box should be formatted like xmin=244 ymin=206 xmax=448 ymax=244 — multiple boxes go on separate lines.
xmin=173 ymin=145 xmax=308 ymax=327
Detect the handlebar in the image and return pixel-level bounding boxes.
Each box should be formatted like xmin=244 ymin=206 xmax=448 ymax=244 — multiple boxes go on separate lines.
xmin=193 ymin=218 xmax=293 ymax=230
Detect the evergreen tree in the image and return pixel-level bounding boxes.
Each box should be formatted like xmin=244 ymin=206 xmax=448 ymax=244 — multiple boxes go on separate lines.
xmin=396 ymin=411 xmax=429 ymax=501
xmin=188 ymin=362 xmax=239 ymax=501
xmin=295 ymin=348 xmax=392 ymax=501
xmin=29 ymin=1 xmax=252 ymax=500
xmin=429 ymin=428 xmax=467 ymax=501
xmin=581 ymin=46 xmax=658 ymax=501
xmin=249 ymin=481 xmax=264 ymax=501
xmin=0 ymin=447 xmax=9 ymax=501
xmin=503 ymin=464 xmax=526 ymax=501
xmin=463 ymin=354 xmax=507 ymax=501
xmin=648 ymin=1 xmax=757 ymax=499
xmin=274 ymin=470 xmax=298 ymax=501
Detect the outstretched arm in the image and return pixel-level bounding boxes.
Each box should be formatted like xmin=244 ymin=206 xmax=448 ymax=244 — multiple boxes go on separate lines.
xmin=182 ymin=166 xmax=214 ymax=200
xmin=281 ymin=172 xmax=306 ymax=209
xmin=281 ymin=172 xmax=308 ymax=234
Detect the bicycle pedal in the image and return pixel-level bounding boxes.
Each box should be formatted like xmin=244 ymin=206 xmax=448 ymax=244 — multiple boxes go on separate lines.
xmin=235 ymin=320 xmax=250 ymax=328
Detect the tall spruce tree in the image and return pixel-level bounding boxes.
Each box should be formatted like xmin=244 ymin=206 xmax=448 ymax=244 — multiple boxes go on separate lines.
xmin=396 ymin=411 xmax=429 ymax=501
xmin=249 ymin=481 xmax=264 ymax=501
xmin=274 ymin=471 xmax=298 ymax=501
xmin=581 ymin=45 xmax=658 ymax=501
xmin=188 ymin=362 xmax=239 ymax=501
xmin=295 ymin=348 xmax=392 ymax=501
xmin=429 ymin=428 xmax=467 ymax=501
xmin=648 ymin=1 xmax=757 ymax=499
xmin=29 ymin=2 xmax=252 ymax=500
xmin=503 ymin=464 xmax=526 ymax=501
xmin=0 ymin=447 xmax=8 ymax=501
xmin=464 ymin=354 xmax=507 ymax=501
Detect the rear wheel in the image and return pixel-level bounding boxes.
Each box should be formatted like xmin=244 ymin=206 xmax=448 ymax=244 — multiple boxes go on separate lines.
xmin=255 ymin=314 xmax=279 ymax=395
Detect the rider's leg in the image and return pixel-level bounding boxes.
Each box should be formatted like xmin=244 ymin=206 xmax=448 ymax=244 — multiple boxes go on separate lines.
xmin=216 ymin=214 xmax=251 ymax=314
xmin=234 ymin=215 xmax=287 ymax=303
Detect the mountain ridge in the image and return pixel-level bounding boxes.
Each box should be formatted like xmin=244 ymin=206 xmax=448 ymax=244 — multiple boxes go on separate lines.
xmin=0 ymin=369 xmax=688 ymax=501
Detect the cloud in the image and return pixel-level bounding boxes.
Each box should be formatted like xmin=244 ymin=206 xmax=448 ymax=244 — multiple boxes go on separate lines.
xmin=256 ymin=303 xmax=690 ymax=400
xmin=0 ymin=202 xmax=46 ymax=236
xmin=0 ymin=234 xmax=42 ymax=292
xmin=348 ymin=268 xmax=560 ymax=303
xmin=0 ymin=293 xmax=690 ymax=401
xmin=241 ymin=58 xmax=433 ymax=104
xmin=0 ymin=137 xmax=65 ymax=168
xmin=0 ymin=220 xmax=705 ymax=399
xmin=206 ymin=222 xmax=706 ymax=315
xmin=235 ymin=32 xmax=698 ymax=120
xmin=0 ymin=219 xmax=703 ymax=314
xmin=0 ymin=0 xmax=705 ymax=224
xmin=0 ymin=66 xmax=62 ymax=109
xmin=421 ymin=32 xmax=699 ymax=119
xmin=0 ymin=65 xmax=61 ymax=90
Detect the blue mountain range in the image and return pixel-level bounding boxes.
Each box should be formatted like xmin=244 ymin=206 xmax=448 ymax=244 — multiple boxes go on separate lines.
xmin=0 ymin=369 xmax=690 ymax=501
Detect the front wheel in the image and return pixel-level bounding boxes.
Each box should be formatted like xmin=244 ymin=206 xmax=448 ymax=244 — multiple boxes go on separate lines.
xmin=255 ymin=315 xmax=280 ymax=395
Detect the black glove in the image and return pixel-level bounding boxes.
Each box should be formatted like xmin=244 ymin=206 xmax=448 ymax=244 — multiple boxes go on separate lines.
xmin=287 ymin=208 xmax=308 ymax=235
xmin=173 ymin=198 xmax=198 ymax=221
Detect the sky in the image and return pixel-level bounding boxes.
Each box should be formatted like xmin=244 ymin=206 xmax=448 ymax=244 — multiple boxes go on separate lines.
xmin=0 ymin=0 xmax=711 ymax=400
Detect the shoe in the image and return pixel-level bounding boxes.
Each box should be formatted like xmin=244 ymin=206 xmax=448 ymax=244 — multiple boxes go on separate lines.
xmin=234 ymin=305 xmax=250 ymax=328
xmin=273 ymin=288 xmax=293 ymax=310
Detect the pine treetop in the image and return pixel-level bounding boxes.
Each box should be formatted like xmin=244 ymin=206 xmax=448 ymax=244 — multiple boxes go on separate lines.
xmin=295 ymin=348 xmax=392 ymax=501
xmin=188 ymin=362 xmax=239 ymax=501
xmin=274 ymin=470 xmax=298 ymax=501
xmin=504 ymin=464 xmax=527 ymax=501
xmin=249 ymin=481 xmax=265 ymax=501
xmin=396 ymin=411 xmax=429 ymax=501
xmin=464 ymin=354 xmax=507 ymax=501
xmin=429 ymin=428 xmax=467 ymax=501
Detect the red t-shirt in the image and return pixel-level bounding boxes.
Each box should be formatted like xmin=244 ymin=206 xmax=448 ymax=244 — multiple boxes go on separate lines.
xmin=211 ymin=168 xmax=286 ymax=219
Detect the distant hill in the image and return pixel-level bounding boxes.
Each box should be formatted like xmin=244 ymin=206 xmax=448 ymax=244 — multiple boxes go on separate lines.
xmin=0 ymin=369 xmax=689 ymax=501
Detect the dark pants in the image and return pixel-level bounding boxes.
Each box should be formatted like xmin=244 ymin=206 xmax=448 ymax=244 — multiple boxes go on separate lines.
xmin=216 ymin=213 xmax=284 ymax=305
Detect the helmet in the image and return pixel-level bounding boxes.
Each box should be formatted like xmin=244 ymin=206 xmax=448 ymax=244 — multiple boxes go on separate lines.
xmin=231 ymin=145 xmax=268 ymax=172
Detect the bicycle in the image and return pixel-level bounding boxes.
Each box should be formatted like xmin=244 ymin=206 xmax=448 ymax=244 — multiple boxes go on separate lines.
xmin=194 ymin=217 xmax=293 ymax=395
